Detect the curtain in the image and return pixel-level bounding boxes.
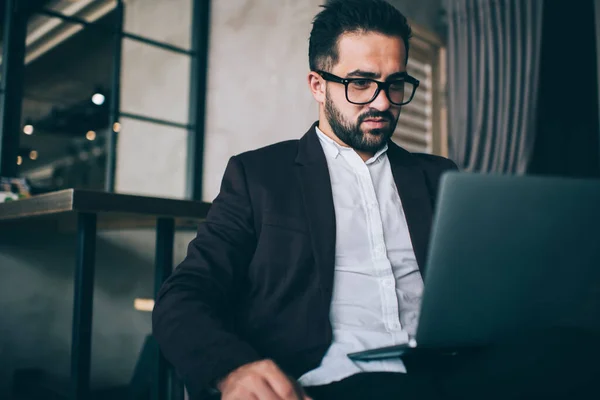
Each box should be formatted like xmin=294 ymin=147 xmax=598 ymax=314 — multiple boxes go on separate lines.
xmin=446 ymin=0 xmax=544 ymax=174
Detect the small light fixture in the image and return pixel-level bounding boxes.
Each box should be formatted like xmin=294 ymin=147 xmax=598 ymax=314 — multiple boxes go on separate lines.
xmin=29 ymin=150 xmax=38 ymax=160
xmin=92 ymin=92 xmax=105 ymax=106
xmin=23 ymin=125 xmax=34 ymax=135
xmin=134 ymin=298 xmax=155 ymax=312
xmin=86 ymin=130 xmax=96 ymax=141
xmin=16 ymin=156 xmax=22 ymax=165
xmin=113 ymin=122 xmax=121 ymax=133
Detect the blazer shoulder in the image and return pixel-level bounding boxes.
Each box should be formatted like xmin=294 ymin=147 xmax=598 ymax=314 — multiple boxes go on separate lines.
xmin=411 ymin=153 xmax=459 ymax=173
xmin=235 ymin=139 xmax=300 ymax=165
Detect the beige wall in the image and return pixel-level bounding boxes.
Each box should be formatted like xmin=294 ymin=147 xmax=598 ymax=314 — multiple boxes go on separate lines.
xmin=202 ymin=0 xmax=322 ymax=201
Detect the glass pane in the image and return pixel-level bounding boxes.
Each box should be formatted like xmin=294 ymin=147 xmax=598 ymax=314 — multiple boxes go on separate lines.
xmin=391 ymin=81 xmax=416 ymax=105
xmin=25 ymin=0 xmax=116 ymax=64
xmin=123 ymin=0 xmax=192 ymax=50
xmin=19 ymin=10 xmax=116 ymax=193
xmin=120 ymin=38 xmax=191 ymax=125
xmin=115 ymin=117 xmax=188 ymax=199
xmin=347 ymin=80 xmax=377 ymax=103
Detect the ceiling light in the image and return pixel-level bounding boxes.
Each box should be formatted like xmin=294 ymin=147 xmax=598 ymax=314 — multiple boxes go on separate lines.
xmin=113 ymin=122 xmax=121 ymax=133
xmin=92 ymin=93 xmax=105 ymax=105
xmin=23 ymin=125 xmax=34 ymax=135
xmin=29 ymin=150 xmax=38 ymax=160
xmin=16 ymin=156 xmax=22 ymax=165
xmin=86 ymin=130 xmax=96 ymax=141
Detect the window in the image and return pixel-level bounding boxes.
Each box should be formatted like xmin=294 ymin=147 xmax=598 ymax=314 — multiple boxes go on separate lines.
xmin=392 ymin=22 xmax=448 ymax=157
xmin=16 ymin=1 xmax=117 ymax=192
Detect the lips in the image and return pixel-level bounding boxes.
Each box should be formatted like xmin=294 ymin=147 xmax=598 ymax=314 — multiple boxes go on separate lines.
xmin=363 ymin=119 xmax=390 ymax=127
xmin=362 ymin=116 xmax=390 ymax=123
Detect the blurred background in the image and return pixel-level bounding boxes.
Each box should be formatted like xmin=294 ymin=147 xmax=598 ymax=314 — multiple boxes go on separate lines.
xmin=0 ymin=0 xmax=598 ymax=399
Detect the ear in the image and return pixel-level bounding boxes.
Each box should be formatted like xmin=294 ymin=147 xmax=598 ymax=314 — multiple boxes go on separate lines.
xmin=308 ymin=71 xmax=326 ymax=104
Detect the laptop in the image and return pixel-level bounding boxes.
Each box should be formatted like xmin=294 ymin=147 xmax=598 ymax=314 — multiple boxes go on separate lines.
xmin=348 ymin=172 xmax=600 ymax=361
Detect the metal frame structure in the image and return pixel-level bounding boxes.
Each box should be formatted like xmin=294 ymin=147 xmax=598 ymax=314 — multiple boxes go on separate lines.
xmin=0 ymin=0 xmax=210 ymax=200
xmin=0 ymin=0 xmax=27 ymax=178
xmin=71 ymin=212 xmax=97 ymax=400
xmin=187 ymin=0 xmax=211 ymax=201
xmin=596 ymin=0 xmax=600 ymax=175
xmin=0 ymin=1 xmax=211 ymax=399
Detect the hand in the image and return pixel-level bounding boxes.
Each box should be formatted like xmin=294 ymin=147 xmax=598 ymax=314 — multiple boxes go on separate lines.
xmin=217 ymin=359 xmax=312 ymax=400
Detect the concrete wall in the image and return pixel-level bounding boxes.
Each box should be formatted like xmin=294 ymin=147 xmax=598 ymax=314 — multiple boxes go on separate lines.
xmin=202 ymin=0 xmax=321 ymax=201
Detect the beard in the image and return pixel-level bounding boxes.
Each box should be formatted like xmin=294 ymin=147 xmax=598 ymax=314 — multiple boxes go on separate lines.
xmin=324 ymin=90 xmax=399 ymax=154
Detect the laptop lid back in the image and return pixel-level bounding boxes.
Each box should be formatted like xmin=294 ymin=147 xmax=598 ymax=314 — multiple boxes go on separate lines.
xmin=416 ymin=172 xmax=600 ymax=348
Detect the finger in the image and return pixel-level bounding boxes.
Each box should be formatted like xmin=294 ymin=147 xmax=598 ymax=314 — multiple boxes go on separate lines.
xmin=227 ymin=393 xmax=259 ymax=400
xmin=296 ymin=384 xmax=312 ymax=400
xmin=240 ymin=377 xmax=282 ymax=400
xmin=292 ymin=380 xmax=312 ymax=400
xmin=263 ymin=369 xmax=301 ymax=400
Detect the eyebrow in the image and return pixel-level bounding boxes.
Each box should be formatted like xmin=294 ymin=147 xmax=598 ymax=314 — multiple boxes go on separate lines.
xmin=345 ymin=69 xmax=407 ymax=81
xmin=346 ymin=69 xmax=380 ymax=79
xmin=386 ymin=71 xmax=408 ymax=80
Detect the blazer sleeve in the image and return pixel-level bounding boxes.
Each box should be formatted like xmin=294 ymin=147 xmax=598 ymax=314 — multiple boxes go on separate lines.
xmin=152 ymin=156 xmax=262 ymax=398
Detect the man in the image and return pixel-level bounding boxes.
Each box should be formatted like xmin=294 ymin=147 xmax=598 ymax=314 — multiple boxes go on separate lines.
xmin=154 ymin=1 xmax=442 ymax=399
xmin=154 ymin=0 xmax=600 ymax=398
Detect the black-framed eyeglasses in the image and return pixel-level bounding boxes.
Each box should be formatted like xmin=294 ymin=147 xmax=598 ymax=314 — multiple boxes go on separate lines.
xmin=315 ymin=70 xmax=420 ymax=106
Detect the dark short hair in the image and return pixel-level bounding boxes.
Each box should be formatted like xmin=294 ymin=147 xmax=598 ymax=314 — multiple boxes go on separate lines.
xmin=309 ymin=0 xmax=412 ymax=71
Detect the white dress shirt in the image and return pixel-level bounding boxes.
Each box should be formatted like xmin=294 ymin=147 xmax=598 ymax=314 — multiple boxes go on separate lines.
xmin=298 ymin=127 xmax=425 ymax=387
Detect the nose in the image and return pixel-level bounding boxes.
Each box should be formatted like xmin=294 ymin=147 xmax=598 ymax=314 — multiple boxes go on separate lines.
xmin=369 ymin=88 xmax=391 ymax=111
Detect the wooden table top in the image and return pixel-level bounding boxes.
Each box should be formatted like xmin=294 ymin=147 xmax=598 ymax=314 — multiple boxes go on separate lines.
xmin=0 ymin=189 xmax=211 ymax=231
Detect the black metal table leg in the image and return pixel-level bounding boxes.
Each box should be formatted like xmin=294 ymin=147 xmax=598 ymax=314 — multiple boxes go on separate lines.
xmin=154 ymin=218 xmax=184 ymax=400
xmin=71 ymin=213 xmax=97 ymax=400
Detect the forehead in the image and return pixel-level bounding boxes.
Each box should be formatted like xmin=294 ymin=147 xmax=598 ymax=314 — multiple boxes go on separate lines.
xmin=333 ymin=32 xmax=407 ymax=75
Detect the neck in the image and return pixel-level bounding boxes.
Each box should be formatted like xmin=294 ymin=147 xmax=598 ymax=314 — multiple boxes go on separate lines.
xmin=317 ymin=116 xmax=375 ymax=162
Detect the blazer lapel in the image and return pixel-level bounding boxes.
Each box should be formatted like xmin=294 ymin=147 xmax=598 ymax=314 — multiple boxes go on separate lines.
xmin=295 ymin=123 xmax=336 ymax=297
xmin=387 ymin=142 xmax=434 ymax=276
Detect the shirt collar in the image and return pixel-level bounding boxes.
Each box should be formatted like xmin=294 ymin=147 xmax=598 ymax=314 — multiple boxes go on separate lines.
xmin=315 ymin=125 xmax=388 ymax=165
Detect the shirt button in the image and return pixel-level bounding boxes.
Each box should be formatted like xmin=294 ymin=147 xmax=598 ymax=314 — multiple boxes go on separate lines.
xmin=391 ymin=322 xmax=401 ymax=329
xmin=383 ymin=278 xmax=394 ymax=287
xmin=376 ymin=244 xmax=386 ymax=255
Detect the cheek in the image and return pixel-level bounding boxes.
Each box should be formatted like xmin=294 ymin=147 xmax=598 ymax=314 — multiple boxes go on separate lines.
xmin=329 ymin=87 xmax=348 ymax=105
xmin=353 ymin=106 xmax=372 ymax=121
xmin=346 ymin=107 xmax=366 ymax=123
xmin=328 ymin=90 xmax=368 ymax=121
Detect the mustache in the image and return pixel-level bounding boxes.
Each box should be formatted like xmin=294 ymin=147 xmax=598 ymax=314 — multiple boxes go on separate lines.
xmin=358 ymin=110 xmax=395 ymax=123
